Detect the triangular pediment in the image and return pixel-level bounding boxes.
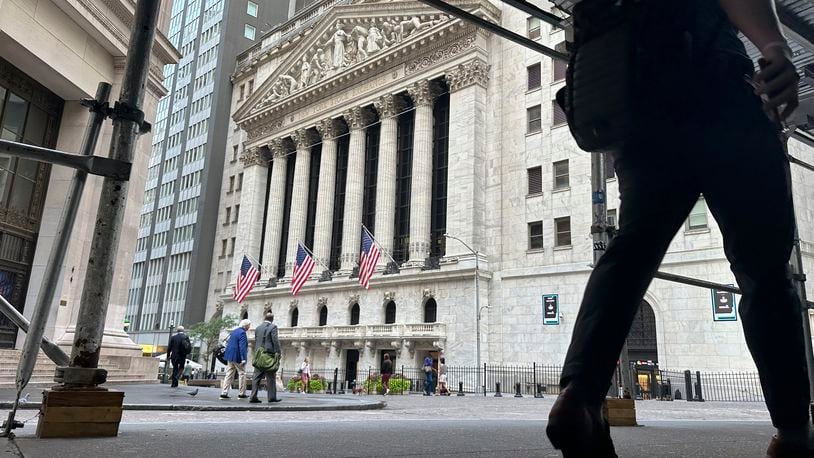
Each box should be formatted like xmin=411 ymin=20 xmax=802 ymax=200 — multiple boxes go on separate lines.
xmin=233 ymin=0 xmax=493 ymax=125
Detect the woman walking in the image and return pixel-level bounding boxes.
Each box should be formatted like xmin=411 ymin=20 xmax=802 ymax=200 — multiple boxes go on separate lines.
xmin=381 ymin=353 xmax=393 ymax=395
xmin=438 ymin=357 xmax=449 ymax=396
xmin=300 ymin=356 xmax=311 ymax=394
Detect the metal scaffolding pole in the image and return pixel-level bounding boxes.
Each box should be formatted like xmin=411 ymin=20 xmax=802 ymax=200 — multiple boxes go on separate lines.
xmin=59 ymin=0 xmax=158 ymax=386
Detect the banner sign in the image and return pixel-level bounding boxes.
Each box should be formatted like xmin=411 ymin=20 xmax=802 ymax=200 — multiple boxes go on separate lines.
xmin=711 ymin=288 xmax=737 ymax=321
xmin=543 ymin=294 xmax=559 ymax=325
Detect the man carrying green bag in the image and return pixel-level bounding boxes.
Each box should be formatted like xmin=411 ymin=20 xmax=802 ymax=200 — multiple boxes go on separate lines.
xmin=250 ymin=312 xmax=282 ymax=403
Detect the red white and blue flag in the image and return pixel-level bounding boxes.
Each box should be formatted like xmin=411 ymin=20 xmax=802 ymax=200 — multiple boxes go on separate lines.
xmin=359 ymin=227 xmax=380 ymax=290
xmin=291 ymin=243 xmax=315 ymax=296
xmin=233 ymin=255 xmax=259 ymax=303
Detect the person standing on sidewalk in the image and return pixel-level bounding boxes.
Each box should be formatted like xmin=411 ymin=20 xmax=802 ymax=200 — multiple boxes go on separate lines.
xmin=220 ymin=319 xmax=250 ymax=399
xmin=250 ymin=312 xmax=281 ymax=403
xmin=546 ymin=1 xmax=808 ymax=457
xmin=381 ymin=353 xmax=393 ymax=395
xmin=166 ymin=325 xmax=191 ymax=388
xmin=437 ymin=357 xmax=449 ymax=396
xmin=422 ymin=355 xmax=435 ymax=396
xmin=300 ymin=356 xmax=311 ymax=394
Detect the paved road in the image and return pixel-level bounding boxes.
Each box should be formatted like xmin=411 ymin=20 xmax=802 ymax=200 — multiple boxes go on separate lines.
xmin=1 ymin=393 xmax=777 ymax=457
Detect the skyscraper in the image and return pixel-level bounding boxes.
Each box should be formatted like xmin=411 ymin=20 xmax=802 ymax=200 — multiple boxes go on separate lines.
xmin=125 ymin=0 xmax=289 ymax=350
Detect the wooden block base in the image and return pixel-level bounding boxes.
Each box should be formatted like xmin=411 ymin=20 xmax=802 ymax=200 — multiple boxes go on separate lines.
xmin=603 ymin=398 xmax=637 ymax=427
xmin=36 ymin=389 xmax=124 ymax=438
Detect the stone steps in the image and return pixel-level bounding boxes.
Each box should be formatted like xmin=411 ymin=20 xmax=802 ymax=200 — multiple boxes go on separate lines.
xmin=0 ymin=349 xmax=157 ymax=387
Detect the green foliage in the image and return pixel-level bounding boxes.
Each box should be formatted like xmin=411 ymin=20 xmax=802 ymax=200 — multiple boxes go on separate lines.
xmin=187 ymin=314 xmax=237 ymax=367
xmin=364 ymin=375 xmax=411 ymax=394
xmin=287 ymin=374 xmax=324 ymax=393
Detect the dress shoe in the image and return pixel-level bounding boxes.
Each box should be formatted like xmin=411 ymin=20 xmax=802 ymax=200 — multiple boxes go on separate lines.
xmin=766 ymin=436 xmax=814 ymax=457
xmin=237 ymin=394 xmax=249 ymax=399
xmin=546 ymin=385 xmax=618 ymax=458
xmin=219 ymin=394 xmax=229 ymax=399
xmin=268 ymin=398 xmax=282 ymax=403
xmin=249 ymin=398 xmax=261 ymax=404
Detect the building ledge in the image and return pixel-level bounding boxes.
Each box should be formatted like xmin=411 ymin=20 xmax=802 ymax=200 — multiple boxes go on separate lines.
xmin=277 ymin=323 xmax=446 ymax=341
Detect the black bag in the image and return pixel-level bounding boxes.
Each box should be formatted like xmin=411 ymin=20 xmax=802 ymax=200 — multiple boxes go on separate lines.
xmin=558 ymin=0 xmax=704 ymax=153
xmin=182 ymin=335 xmax=192 ymax=355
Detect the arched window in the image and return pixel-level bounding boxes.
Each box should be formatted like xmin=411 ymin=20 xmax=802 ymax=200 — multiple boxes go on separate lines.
xmin=350 ymin=303 xmax=360 ymax=325
xmin=385 ymin=301 xmax=396 ymax=324
xmin=319 ymin=306 xmax=328 ymax=327
xmin=424 ymin=298 xmax=437 ymax=323
xmin=291 ymin=308 xmax=299 ymax=327
xmin=241 ymin=310 xmax=249 ymax=320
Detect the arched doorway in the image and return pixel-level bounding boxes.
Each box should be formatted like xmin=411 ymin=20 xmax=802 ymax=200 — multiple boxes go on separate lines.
xmin=290 ymin=307 xmax=299 ymax=327
xmin=384 ymin=301 xmax=396 ymax=324
xmin=625 ymin=300 xmax=658 ymax=399
xmin=318 ymin=306 xmax=328 ymax=326
xmin=423 ymin=298 xmax=437 ymax=323
xmin=349 ymin=303 xmax=360 ymax=325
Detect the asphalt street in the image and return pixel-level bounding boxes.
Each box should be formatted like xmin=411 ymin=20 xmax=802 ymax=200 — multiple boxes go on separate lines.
xmin=1 ymin=393 xmax=778 ymax=457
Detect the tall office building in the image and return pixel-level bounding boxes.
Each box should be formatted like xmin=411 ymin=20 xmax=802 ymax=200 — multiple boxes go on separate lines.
xmin=124 ymin=0 xmax=289 ymax=350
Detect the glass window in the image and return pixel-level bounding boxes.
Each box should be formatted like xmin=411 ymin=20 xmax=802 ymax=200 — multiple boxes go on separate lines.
xmin=424 ymin=298 xmax=437 ymax=323
xmin=1 ymin=92 xmax=28 ymax=141
xmin=291 ymin=308 xmax=299 ymax=327
xmin=319 ymin=306 xmax=328 ymax=326
xmin=687 ymin=197 xmax=708 ymax=230
xmin=527 ymin=166 xmax=542 ymax=195
xmin=527 ymin=105 xmax=542 ymax=134
xmin=527 ymin=17 xmax=541 ymax=40
xmin=350 ymin=303 xmax=360 ymax=325
xmin=527 ymin=63 xmax=541 ymax=91
xmin=552 ymin=100 xmax=567 ymax=126
xmin=385 ymin=301 xmax=396 ymax=324
xmin=607 ymin=209 xmax=618 ymax=228
xmin=553 ymin=160 xmax=569 ymax=190
xmin=244 ymin=24 xmax=256 ymax=40
xmin=528 ymin=221 xmax=544 ymax=250
xmin=247 ymin=1 xmax=258 ymax=17
xmin=553 ymin=52 xmax=567 ymax=81
xmin=555 ymin=217 xmax=571 ymax=247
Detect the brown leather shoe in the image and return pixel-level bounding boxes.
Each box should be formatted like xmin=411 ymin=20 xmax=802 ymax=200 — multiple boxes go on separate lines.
xmin=546 ymin=385 xmax=618 ymax=458
xmin=766 ymin=436 xmax=814 ymax=457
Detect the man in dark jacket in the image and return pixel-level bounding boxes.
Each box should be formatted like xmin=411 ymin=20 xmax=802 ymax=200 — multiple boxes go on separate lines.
xmin=166 ymin=326 xmax=191 ymax=388
xmin=250 ymin=313 xmax=281 ymax=403
xmin=547 ymin=1 xmax=807 ymax=457
xmin=220 ymin=319 xmax=251 ymax=399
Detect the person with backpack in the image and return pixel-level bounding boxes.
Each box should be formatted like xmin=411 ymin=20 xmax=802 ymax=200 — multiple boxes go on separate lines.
xmin=422 ymin=355 xmax=435 ymax=396
xmin=381 ymin=353 xmax=393 ymax=395
xmin=166 ymin=325 xmax=192 ymax=388
xmin=547 ymin=1 xmax=806 ymax=456
xmin=250 ymin=312 xmax=281 ymax=403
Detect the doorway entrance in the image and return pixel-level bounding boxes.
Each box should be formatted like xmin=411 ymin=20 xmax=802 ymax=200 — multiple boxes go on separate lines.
xmin=627 ymin=300 xmax=658 ymax=363
xmin=345 ymin=349 xmax=360 ymax=388
xmin=379 ymin=349 xmax=397 ymax=371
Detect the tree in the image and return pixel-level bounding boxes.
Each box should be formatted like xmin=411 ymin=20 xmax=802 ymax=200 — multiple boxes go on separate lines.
xmin=188 ymin=314 xmax=237 ymax=369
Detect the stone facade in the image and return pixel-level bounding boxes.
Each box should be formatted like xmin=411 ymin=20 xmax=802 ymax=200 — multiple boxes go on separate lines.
xmin=207 ymin=0 xmax=814 ymax=382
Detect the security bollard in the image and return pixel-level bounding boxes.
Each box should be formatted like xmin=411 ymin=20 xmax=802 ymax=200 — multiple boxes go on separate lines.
xmin=495 ymin=382 xmax=503 ymax=397
xmin=535 ymin=383 xmax=544 ymax=399
xmin=333 ymin=368 xmax=339 ymax=395
xmin=514 ymin=382 xmax=523 ymax=398
xmin=457 ymin=381 xmax=465 ymax=396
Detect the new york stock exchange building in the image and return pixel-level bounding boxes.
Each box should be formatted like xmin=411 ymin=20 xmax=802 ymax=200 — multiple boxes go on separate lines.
xmin=207 ymin=0 xmax=814 ymax=389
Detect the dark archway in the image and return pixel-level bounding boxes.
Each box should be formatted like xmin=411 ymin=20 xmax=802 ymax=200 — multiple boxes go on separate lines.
xmin=291 ymin=307 xmax=299 ymax=327
xmin=423 ymin=298 xmax=437 ymax=323
xmin=626 ymin=300 xmax=658 ymax=363
xmin=319 ymin=306 xmax=328 ymax=327
xmin=240 ymin=310 xmax=249 ymax=320
xmin=384 ymin=301 xmax=396 ymax=324
xmin=350 ymin=303 xmax=360 ymax=325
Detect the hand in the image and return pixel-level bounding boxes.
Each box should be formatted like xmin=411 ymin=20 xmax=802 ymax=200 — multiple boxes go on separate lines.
xmin=754 ymin=44 xmax=800 ymax=121
xmin=241 ymin=360 xmax=246 ymax=365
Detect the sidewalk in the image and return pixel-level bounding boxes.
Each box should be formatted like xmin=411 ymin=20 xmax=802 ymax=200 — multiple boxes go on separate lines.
xmin=0 ymin=384 xmax=385 ymax=412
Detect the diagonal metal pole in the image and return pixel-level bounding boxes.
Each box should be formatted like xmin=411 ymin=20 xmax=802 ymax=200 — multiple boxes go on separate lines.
xmin=61 ymin=0 xmax=159 ymax=386
xmin=0 ymin=295 xmax=69 ymax=366
xmin=1 ymin=82 xmax=111 ymax=436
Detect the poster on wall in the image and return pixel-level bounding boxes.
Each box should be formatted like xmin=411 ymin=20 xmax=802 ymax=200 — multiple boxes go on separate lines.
xmin=711 ymin=288 xmax=737 ymax=321
xmin=543 ymin=294 xmax=559 ymax=325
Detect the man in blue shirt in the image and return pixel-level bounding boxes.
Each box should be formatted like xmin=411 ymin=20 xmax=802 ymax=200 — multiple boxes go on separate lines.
xmin=220 ymin=319 xmax=251 ymax=399
xmin=422 ymin=355 xmax=435 ymax=396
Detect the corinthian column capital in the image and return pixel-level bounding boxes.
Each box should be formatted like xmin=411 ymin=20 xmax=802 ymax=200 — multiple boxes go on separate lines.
xmin=239 ymin=146 xmax=269 ymax=168
xmin=445 ymin=58 xmax=490 ymax=92
xmin=374 ymin=94 xmax=403 ymax=119
xmin=269 ymin=137 xmax=287 ymax=160
xmin=343 ymin=106 xmax=374 ymax=131
xmin=316 ymin=118 xmax=341 ymax=140
xmin=292 ymin=128 xmax=317 ymax=151
xmin=407 ymin=80 xmax=439 ymax=107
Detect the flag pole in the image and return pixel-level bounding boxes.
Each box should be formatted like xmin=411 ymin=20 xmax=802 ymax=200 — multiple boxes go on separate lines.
xmin=243 ymin=251 xmax=263 ymax=268
xmin=298 ymin=240 xmax=332 ymax=272
xmin=362 ymin=225 xmax=399 ymax=267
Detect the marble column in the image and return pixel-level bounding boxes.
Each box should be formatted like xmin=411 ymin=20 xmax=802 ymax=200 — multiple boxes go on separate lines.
xmin=372 ymin=94 xmax=400 ymax=266
xmin=339 ymin=106 xmax=373 ymax=274
xmin=236 ymin=146 xmax=270 ymax=269
xmin=262 ymin=138 xmax=288 ymax=280
xmin=444 ymin=59 xmax=490 ymax=258
xmin=313 ymin=118 xmax=340 ymax=273
xmin=285 ymin=128 xmax=316 ymax=274
xmin=406 ymin=80 xmax=437 ymax=265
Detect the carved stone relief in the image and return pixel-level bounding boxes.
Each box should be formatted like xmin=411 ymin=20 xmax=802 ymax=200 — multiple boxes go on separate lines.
xmin=445 ymin=58 xmax=490 ymax=92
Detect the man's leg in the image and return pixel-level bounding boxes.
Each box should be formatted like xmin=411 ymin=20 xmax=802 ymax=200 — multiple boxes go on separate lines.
xmin=559 ymin=163 xmax=699 ymax=403
xmin=250 ymin=369 xmax=263 ymax=400
xmin=221 ymin=362 xmax=235 ymax=395
xmin=268 ymin=371 xmax=278 ymax=401
xmin=237 ymin=363 xmax=247 ymax=396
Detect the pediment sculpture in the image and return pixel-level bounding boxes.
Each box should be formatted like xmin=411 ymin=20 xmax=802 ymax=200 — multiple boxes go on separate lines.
xmin=255 ymin=14 xmax=451 ymax=110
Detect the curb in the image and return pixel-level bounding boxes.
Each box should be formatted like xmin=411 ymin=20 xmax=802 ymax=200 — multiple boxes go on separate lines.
xmin=0 ymin=400 xmax=386 ymax=412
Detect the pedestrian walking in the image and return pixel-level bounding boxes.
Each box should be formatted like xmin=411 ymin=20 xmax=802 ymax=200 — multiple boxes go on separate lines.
xmin=299 ymin=356 xmax=311 ymax=394
xmin=220 ymin=319 xmax=251 ymax=399
xmin=381 ymin=353 xmax=393 ymax=395
xmin=166 ymin=325 xmax=191 ymax=388
xmin=422 ymin=355 xmax=435 ymax=396
xmin=182 ymin=364 xmax=192 ymax=386
xmin=437 ymin=357 xmax=449 ymax=396
xmin=546 ymin=1 xmax=807 ymax=456
xmin=250 ymin=312 xmax=282 ymax=403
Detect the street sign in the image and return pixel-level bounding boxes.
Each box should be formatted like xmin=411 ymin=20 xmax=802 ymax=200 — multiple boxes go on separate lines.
xmin=711 ymin=288 xmax=737 ymax=321
xmin=543 ymin=294 xmax=559 ymax=325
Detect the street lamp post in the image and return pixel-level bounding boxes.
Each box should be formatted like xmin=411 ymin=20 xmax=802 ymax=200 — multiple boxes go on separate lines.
xmin=444 ymin=234 xmax=484 ymax=394
xmin=162 ymin=321 xmax=175 ymax=384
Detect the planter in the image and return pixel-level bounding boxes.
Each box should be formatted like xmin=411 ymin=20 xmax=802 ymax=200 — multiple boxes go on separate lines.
xmin=602 ymin=398 xmax=637 ymax=427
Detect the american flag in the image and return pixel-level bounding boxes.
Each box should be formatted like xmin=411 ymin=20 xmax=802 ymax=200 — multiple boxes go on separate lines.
xmin=233 ymin=255 xmax=259 ymax=304
xmin=359 ymin=227 xmax=380 ymax=289
xmin=291 ymin=243 xmax=315 ymax=296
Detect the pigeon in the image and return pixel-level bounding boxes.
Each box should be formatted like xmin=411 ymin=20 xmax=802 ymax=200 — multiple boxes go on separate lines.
xmin=188 ymin=388 xmax=199 ymax=397
xmin=18 ymin=393 xmax=29 ymax=405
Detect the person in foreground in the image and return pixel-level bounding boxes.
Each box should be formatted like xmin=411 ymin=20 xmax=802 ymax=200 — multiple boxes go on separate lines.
xmin=251 ymin=312 xmax=282 ymax=403
xmin=546 ymin=0 xmax=805 ymax=456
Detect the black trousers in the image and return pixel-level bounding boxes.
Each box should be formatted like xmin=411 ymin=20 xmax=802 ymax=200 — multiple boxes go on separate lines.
xmin=560 ymin=68 xmax=810 ymax=428
xmin=171 ymin=359 xmax=185 ymax=387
